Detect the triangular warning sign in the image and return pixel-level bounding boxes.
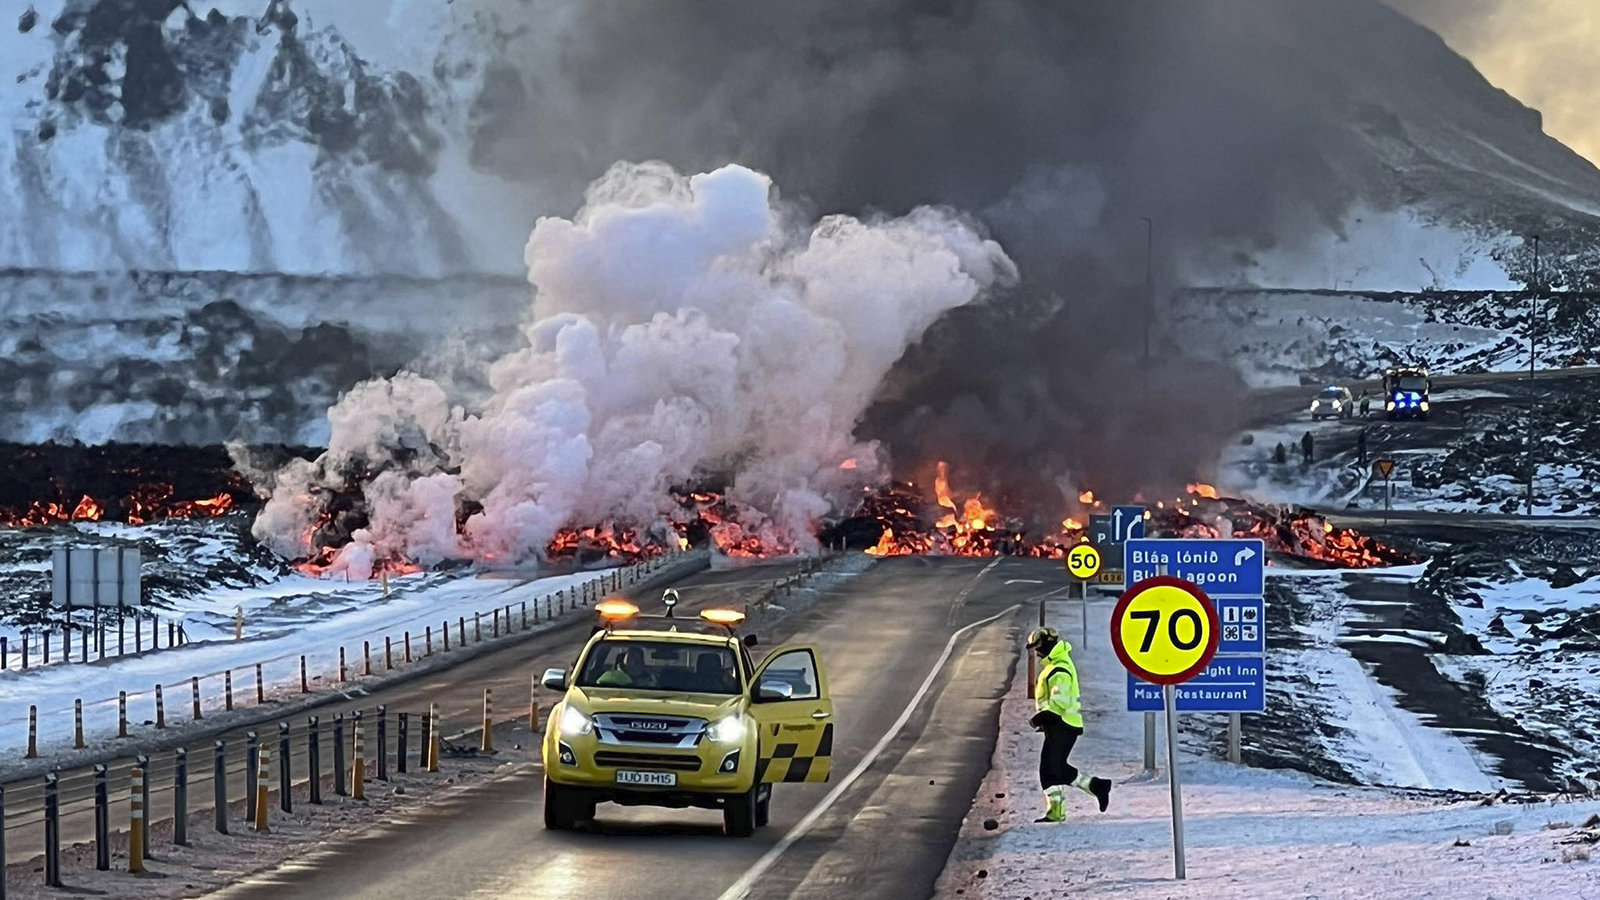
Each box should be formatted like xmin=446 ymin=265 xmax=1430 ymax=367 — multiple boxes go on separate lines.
xmin=1375 ymin=459 xmax=1396 ymax=478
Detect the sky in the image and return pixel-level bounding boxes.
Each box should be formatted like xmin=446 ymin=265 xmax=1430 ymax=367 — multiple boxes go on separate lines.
xmin=1392 ymin=0 xmax=1600 ymax=167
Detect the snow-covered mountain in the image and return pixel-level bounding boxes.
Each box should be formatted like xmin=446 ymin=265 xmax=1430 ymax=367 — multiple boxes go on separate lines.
xmin=0 ymin=0 xmax=545 ymax=276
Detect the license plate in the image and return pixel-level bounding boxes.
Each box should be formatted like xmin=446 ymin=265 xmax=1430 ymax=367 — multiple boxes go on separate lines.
xmin=616 ymin=770 xmax=676 ymax=787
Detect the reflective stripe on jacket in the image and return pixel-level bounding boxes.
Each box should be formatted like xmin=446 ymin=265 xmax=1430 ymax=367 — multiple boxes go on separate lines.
xmin=1034 ymin=641 xmax=1083 ymax=728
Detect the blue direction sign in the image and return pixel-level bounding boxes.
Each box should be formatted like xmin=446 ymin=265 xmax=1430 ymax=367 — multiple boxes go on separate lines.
xmin=1125 ymin=538 xmax=1265 ymax=598
xmin=1127 ymin=657 xmax=1266 ymax=713
xmin=1111 ymin=506 xmax=1145 ymax=543
xmin=1216 ymin=596 xmax=1265 ymax=655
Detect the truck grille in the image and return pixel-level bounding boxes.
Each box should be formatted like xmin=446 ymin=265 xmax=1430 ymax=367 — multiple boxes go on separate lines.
xmin=593 ymin=751 xmax=702 ymax=772
xmin=594 ymin=714 xmax=707 ymax=747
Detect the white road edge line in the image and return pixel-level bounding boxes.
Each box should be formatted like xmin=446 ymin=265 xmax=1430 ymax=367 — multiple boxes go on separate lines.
xmin=715 ymin=602 xmax=1020 ymax=900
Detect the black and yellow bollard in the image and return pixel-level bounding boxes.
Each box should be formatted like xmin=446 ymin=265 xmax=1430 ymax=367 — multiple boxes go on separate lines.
xmin=256 ymin=662 xmax=265 ymax=704
xmin=385 ymin=635 xmax=393 ymax=669
xmin=404 ymin=631 xmax=412 ymax=663
xmin=481 ymin=688 xmax=494 ymax=752
xmin=254 ymin=746 xmax=270 ymax=832
xmin=118 ymin=691 xmax=128 ymax=738
xmin=364 ymin=640 xmax=372 ymax=676
xmin=73 ymin=698 xmax=86 ymax=749
xmin=427 ymin=702 xmax=441 ymax=772
xmin=27 ymin=703 xmax=38 ymax=757
xmin=128 ymin=765 xmax=146 ymax=874
xmin=155 ymin=684 xmax=166 ymax=729
xmin=339 ymin=646 xmax=348 ymax=683
xmin=351 ymin=717 xmax=366 ymax=800
xmin=191 ymin=675 xmax=202 ymax=720
xmin=492 ymin=608 xmax=500 ymax=638
xmin=225 ymin=670 xmax=234 ymax=711
xmin=425 ymin=625 xmax=433 ymax=656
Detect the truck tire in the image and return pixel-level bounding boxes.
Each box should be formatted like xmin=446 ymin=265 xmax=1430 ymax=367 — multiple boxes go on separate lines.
xmin=724 ymin=785 xmax=759 ymax=837
xmin=543 ymin=777 xmax=580 ymax=830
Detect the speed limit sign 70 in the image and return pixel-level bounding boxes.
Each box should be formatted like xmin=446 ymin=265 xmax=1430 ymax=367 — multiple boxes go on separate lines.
xmin=1111 ymin=576 xmax=1219 ymax=685
xmin=1065 ymin=544 xmax=1101 ymax=581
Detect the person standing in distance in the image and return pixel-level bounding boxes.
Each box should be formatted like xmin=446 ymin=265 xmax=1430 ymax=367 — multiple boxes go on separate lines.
xmin=1027 ymin=627 xmax=1111 ymax=822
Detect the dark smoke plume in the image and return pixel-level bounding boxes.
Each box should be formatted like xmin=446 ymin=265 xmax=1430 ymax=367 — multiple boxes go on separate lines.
xmin=483 ymin=0 xmax=1472 ymax=512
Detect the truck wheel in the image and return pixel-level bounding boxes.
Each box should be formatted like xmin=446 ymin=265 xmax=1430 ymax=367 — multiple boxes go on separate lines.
xmin=755 ymin=784 xmax=772 ymax=827
xmin=724 ymin=785 xmax=759 ymax=837
xmin=543 ymin=777 xmax=579 ymax=830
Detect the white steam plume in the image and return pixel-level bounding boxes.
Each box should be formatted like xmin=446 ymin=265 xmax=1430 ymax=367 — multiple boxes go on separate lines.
xmin=253 ymin=162 xmax=1016 ymax=572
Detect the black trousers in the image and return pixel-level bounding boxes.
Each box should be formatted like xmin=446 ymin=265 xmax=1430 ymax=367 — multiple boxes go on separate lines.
xmin=1039 ymin=716 xmax=1084 ymax=789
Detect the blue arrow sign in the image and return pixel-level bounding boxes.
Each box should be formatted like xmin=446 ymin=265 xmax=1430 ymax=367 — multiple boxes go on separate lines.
xmin=1127 ymin=657 xmax=1266 ymax=713
xmin=1112 ymin=506 xmax=1145 ymax=542
xmin=1216 ymin=596 xmax=1265 ymax=655
xmin=1125 ymin=538 xmax=1265 ymax=598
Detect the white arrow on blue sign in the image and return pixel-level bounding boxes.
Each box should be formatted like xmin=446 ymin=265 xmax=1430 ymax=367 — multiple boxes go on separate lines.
xmin=1111 ymin=506 xmax=1145 ymax=543
xmin=1125 ymin=537 xmax=1265 ymax=597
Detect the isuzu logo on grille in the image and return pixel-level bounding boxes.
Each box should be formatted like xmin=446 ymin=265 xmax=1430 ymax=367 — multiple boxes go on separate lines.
xmin=624 ymin=720 xmax=670 ymax=731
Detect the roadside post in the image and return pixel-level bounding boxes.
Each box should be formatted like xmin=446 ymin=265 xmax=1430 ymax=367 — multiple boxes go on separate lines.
xmin=308 ymin=716 xmax=323 ymax=805
xmin=213 ymin=740 xmax=228 ymax=835
xmin=1110 ymin=576 xmax=1222 ymax=881
xmin=1125 ymin=537 xmax=1267 ymax=768
xmin=94 ymin=764 xmax=109 ymax=870
xmin=1375 ymin=458 xmax=1396 ymax=525
xmin=1064 ymin=543 xmax=1102 ymax=648
xmin=246 ymin=731 xmax=258 ymax=821
xmin=173 ymin=748 xmax=188 ymax=846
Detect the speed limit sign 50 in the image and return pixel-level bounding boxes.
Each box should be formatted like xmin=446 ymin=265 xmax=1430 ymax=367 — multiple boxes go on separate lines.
xmin=1065 ymin=544 xmax=1101 ymax=581
xmin=1110 ymin=576 xmax=1220 ymax=685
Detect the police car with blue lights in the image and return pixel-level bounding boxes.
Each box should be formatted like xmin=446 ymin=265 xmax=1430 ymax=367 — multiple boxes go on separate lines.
xmin=1309 ymin=384 xmax=1354 ymax=421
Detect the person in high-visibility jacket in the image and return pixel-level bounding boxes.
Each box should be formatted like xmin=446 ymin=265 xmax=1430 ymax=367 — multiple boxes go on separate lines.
xmin=1027 ymin=626 xmax=1111 ymax=822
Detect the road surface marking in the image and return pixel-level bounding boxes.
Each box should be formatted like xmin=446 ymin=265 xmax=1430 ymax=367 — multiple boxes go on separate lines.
xmin=715 ymin=603 xmax=1018 ymax=900
xmin=1004 ymin=578 xmax=1044 ymax=585
xmin=947 ymin=558 xmax=1002 ymax=624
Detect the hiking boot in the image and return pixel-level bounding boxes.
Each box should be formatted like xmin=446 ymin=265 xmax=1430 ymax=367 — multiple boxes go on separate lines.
xmin=1034 ymin=786 xmax=1066 ymax=823
xmin=1090 ymin=777 xmax=1112 ymax=813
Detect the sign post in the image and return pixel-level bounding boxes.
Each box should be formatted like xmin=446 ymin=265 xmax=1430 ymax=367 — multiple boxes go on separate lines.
xmin=1374 ymin=459 xmax=1396 ymax=524
xmin=1110 ymin=576 xmax=1221 ymax=881
xmin=1064 ymin=544 xmax=1101 ymax=648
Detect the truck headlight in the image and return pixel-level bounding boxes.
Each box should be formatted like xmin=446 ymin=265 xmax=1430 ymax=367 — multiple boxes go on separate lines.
xmin=1309 ymin=401 xmax=1319 ymax=411
xmin=1386 ymin=401 xmax=1396 ymax=411
xmin=706 ymin=713 xmax=747 ymax=744
xmin=1420 ymin=401 xmax=1430 ymax=411
xmin=559 ymin=705 xmax=593 ymax=737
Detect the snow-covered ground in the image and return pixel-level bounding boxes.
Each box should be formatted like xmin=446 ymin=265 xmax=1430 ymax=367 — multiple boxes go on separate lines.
xmin=1168 ymin=289 xmax=1587 ymax=389
xmin=1221 ymin=372 xmax=1600 ymax=518
xmin=934 ymin=598 xmax=1600 ymax=898
xmin=0 ymin=550 xmax=696 ymax=763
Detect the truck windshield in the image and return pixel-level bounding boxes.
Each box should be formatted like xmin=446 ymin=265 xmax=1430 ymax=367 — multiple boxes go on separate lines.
xmin=578 ymin=639 xmax=742 ymax=694
xmin=1397 ymin=377 xmax=1427 ymax=392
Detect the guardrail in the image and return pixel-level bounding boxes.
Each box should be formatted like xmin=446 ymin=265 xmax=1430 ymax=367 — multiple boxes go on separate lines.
xmin=3 ymin=552 xmax=697 ymax=773
xmin=1 ymin=700 xmax=464 ymax=891
xmin=0 ymin=614 xmax=189 ymax=672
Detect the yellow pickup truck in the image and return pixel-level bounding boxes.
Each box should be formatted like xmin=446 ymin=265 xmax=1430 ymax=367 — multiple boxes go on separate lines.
xmin=540 ymin=599 xmax=835 ymax=836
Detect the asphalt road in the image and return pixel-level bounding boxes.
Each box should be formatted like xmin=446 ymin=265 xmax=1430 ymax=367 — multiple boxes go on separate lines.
xmin=196 ymin=555 xmax=1052 ymax=900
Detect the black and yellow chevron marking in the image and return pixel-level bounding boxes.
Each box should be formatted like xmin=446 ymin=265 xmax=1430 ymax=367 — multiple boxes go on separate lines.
xmin=757 ymin=722 xmax=833 ymax=784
